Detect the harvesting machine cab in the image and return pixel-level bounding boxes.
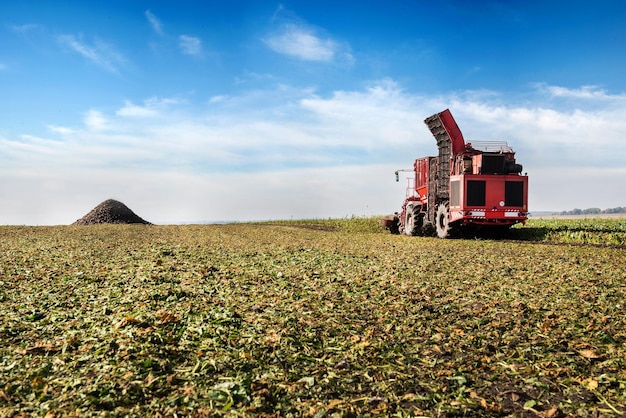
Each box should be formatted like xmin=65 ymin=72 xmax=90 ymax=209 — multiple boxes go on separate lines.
xmin=382 ymin=109 xmax=528 ymax=238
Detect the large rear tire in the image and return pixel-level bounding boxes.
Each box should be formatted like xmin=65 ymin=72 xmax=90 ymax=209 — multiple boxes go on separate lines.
xmin=435 ymin=203 xmax=451 ymax=239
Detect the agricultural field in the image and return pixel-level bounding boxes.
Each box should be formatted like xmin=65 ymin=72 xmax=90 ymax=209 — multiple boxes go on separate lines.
xmin=1 ymin=218 xmax=625 ymax=417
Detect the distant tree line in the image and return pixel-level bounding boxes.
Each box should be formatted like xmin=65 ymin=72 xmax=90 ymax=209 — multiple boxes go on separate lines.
xmin=559 ymin=207 xmax=626 ymax=215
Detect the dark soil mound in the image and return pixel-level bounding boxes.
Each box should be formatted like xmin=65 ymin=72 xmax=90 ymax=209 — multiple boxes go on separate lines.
xmin=73 ymin=199 xmax=151 ymax=225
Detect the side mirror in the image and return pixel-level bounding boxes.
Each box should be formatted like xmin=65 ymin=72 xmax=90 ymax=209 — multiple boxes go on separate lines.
xmin=395 ymin=171 xmax=399 ymax=182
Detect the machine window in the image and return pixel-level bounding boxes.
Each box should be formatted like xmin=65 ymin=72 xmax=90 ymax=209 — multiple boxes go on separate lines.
xmin=467 ymin=180 xmax=486 ymax=206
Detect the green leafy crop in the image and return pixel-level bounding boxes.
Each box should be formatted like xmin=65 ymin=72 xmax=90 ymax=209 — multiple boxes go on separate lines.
xmin=1 ymin=219 xmax=625 ymax=416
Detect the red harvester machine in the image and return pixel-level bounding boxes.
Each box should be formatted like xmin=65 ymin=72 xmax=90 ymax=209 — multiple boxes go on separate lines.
xmin=382 ymin=109 xmax=528 ymax=238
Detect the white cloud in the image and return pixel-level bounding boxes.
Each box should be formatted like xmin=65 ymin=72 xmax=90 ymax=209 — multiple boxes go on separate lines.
xmin=145 ymin=10 xmax=163 ymax=35
xmin=179 ymin=35 xmax=202 ymax=56
xmin=116 ymin=101 xmax=159 ymax=118
xmin=536 ymin=84 xmax=607 ymax=100
xmin=549 ymin=85 xmax=605 ymax=99
xmin=9 ymin=23 xmax=40 ymax=33
xmin=264 ymin=24 xmax=339 ymax=62
xmin=0 ymin=162 xmax=403 ymax=225
xmin=209 ymin=95 xmax=226 ymax=103
xmin=11 ymin=134 xmax=62 ymax=154
xmin=2 ymin=81 xmax=626 ymax=224
xmin=447 ymin=100 xmax=626 ymax=166
xmin=58 ymin=34 xmax=126 ymax=73
xmin=116 ymin=97 xmax=180 ymax=118
xmin=145 ymin=96 xmax=180 ymax=107
xmin=84 ymin=109 xmax=108 ymax=131
xmin=47 ymin=125 xmax=76 ymax=135
xmin=529 ymin=166 xmax=626 ymax=210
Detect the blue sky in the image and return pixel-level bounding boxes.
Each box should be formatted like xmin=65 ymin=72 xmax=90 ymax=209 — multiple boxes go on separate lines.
xmin=1 ymin=1 xmax=625 ymax=224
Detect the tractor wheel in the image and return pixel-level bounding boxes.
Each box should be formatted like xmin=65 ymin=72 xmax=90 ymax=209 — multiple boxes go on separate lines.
xmin=389 ymin=216 xmax=400 ymax=234
xmin=404 ymin=206 xmax=423 ymax=236
xmin=435 ymin=203 xmax=451 ymax=239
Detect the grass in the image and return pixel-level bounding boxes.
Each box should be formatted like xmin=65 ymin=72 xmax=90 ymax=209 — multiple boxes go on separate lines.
xmin=1 ymin=218 xmax=625 ymax=416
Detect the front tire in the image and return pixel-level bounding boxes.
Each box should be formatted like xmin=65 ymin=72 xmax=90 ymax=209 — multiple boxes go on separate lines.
xmin=435 ymin=203 xmax=451 ymax=239
xmin=404 ymin=206 xmax=423 ymax=236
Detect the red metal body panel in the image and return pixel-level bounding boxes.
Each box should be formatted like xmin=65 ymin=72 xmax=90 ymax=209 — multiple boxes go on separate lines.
xmin=449 ymin=174 xmax=528 ymax=225
xmin=413 ymin=156 xmax=434 ymax=201
xmin=438 ymin=109 xmax=466 ymax=156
